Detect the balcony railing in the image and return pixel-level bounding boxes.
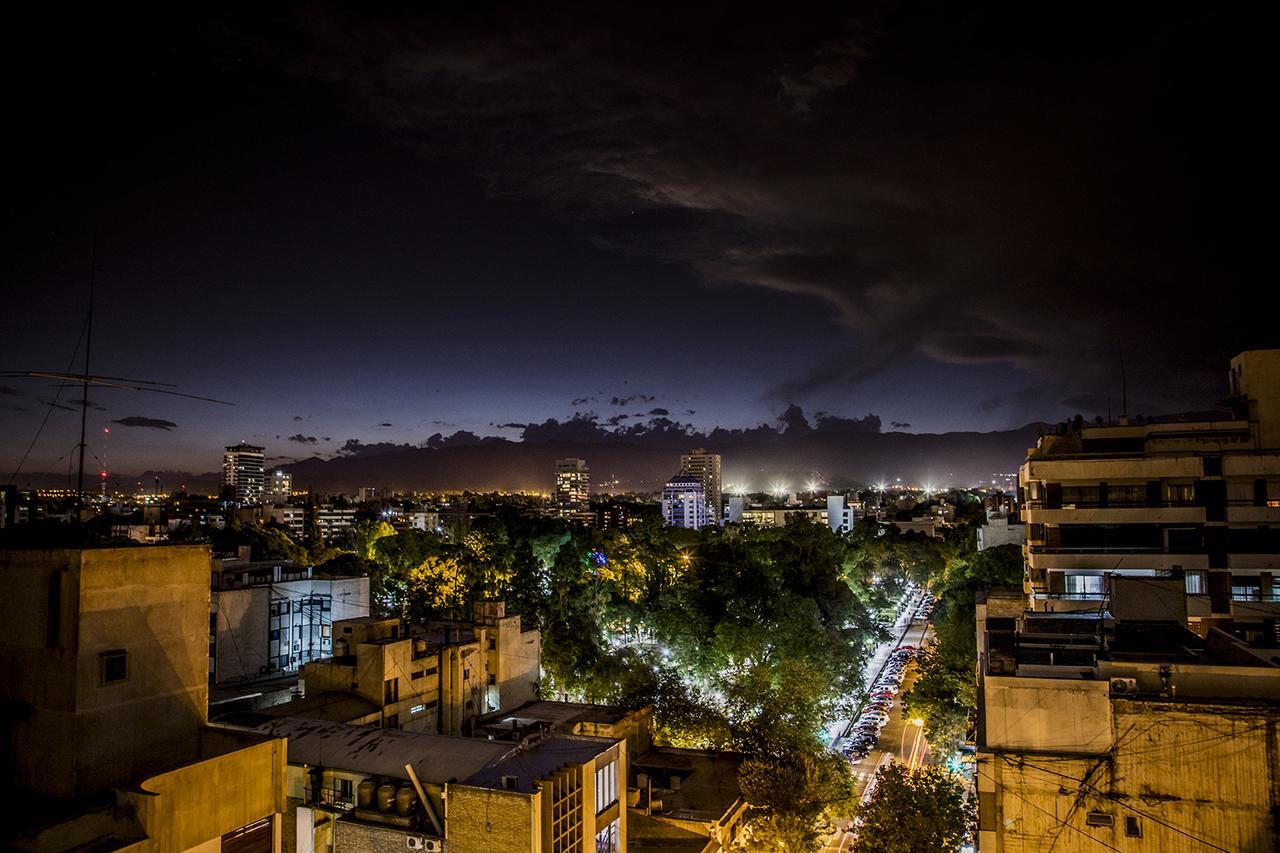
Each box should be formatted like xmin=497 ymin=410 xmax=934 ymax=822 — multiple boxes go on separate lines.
xmin=1043 ymin=592 xmax=1108 ymax=600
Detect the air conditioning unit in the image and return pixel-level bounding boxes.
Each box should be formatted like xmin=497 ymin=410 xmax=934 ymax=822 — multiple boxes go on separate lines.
xmin=1109 ymin=677 xmax=1138 ymax=695
xmin=405 ymin=838 xmax=441 ymax=852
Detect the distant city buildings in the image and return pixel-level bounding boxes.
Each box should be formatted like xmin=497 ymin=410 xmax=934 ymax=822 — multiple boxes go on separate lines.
xmin=224 ymin=442 xmax=265 ymax=504
xmin=357 ymin=486 xmax=378 ymax=503
xmin=553 ymin=457 xmax=590 ymax=517
xmin=679 ymin=448 xmax=722 ymax=525
xmin=826 ymin=494 xmax=865 ymax=533
xmin=661 ymin=474 xmax=709 ymax=529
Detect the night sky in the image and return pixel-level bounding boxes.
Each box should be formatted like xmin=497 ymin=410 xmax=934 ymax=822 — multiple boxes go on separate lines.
xmin=3 ymin=4 xmax=1271 ymax=476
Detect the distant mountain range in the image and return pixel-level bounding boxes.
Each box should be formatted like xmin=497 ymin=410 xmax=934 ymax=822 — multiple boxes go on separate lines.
xmin=13 ymin=416 xmax=1051 ymax=496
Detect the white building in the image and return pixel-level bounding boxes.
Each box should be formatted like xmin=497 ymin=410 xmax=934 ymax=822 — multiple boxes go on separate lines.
xmin=210 ymin=559 xmax=370 ymax=684
xmin=224 ymin=443 xmax=265 ymax=504
xmin=662 ymin=474 xmax=710 ymax=529
xmin=826 ymin=494 xmax=864 ymax=533
xmin=977 ymin=509 xmax=1025 ymax=551
xmin=725 ymin=495 xmax=745 ymax=524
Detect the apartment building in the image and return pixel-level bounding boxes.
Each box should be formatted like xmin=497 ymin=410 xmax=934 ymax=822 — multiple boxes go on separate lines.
xmin=975 ymin=577 xmax=1280 ymax=851
xmin=255 ymin=603 xmax=540 ymax=736
xmin=1020 ymin=350 xmax=1280 ymax=642
xmin=314 ymin=505 xmax=360 ymax=541
xmin=554 ymin=457 xmax=591 ymax=517
xmin=977 ymin=509 xmax=1025 ymax=551
xmin=1 ymin=545 xmax=286 ymax=851
xmin=260 ymin=716 xmax=626 ymax=853
xmin=225 ymin=443 xmax=267 ymax=504
xmin=211 ymin=558 xmax=370 ymax=684
xmin=661 ymin=474 xmax=710 ymax=529
xmin=679 ymin=449 xmax=722 ymax=525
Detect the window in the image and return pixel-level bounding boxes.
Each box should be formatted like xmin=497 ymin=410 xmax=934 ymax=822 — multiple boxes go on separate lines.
xmin=385 ymin=714 xmax=399 ymax=729
xmin=384 ymin=678 xmax=399 ymax=704
xmin=1185 ymin=570 xmax=1207 ymax=595
xmin=320 ymin=625 xmax=331 ymax=638
xmin=1064 ymin=575 xmax=1105 ymax=596
xmin=488 ymin=638 xmax=497 ymax=650
xmin=489 ymin=673 xmax=497 ymax=686
xmin=411 ymin=669 xmax=425 ymax=680
xmin=1203 ymin=456 xmax=1222 ymax=476
xmin=100 ymin=649 xmax=128 ymax=684
xmin=594 ymin=760 xmax=618 ymax=814
xmin=411 ymin=703 xmax=427 ymax=715
xmin=595 ymin=819 xmax=619 ymax=853
xmin=1124 ymin=816 xmax=1142 ymax=837
xmin=337 ymin=778 xmax=353 ymax=800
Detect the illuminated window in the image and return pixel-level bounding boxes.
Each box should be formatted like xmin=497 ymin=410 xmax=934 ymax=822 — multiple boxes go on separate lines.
xmin=595 ymin=819 xmax=619 ymax=853
xmin=594 ymin=760 xmax=618 ymax=814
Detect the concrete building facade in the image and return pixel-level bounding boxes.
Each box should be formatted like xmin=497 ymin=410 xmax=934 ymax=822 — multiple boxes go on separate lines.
xmin=975 ymin=579 xmax=1280 ymax=852
xmin=259 ymin=603 xmax=540 ymax=737
xmin=977 ymin=509 xmax=1026 ymax=552
xmin=554 ymin=458 xmax=591 ymax=517
xmin=1 ymin=545 xmax=286 ymax=851
xmin=211 ymin=558 xmax=370 ymax=684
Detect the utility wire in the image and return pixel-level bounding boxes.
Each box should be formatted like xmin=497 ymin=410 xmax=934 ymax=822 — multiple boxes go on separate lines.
xmin=974 ymin=766 xmax=1124 ymax=852
xmin=6 ymin=314 xmax=89 ymax=485
xmin=997 ymin=752 xmax=1234 ymax=851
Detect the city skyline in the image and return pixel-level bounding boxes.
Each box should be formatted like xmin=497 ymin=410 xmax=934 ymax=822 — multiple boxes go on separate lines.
xmin=4 ymin=5 xmax=1271 ymax=476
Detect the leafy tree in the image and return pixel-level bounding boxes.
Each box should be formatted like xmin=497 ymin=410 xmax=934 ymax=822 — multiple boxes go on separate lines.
xmin=406 ymin=554 xmax=469 ymax=618
xmin=739 ymin=747 xmax=854 ymax=848
xmin=854 ymin=763 xmax=972 ymax=853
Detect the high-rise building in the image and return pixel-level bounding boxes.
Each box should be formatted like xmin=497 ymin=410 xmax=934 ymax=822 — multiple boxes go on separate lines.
xmin=680 ymin=448 xmax=722 ymax=525
xmin=265 ymin=468 xmax=292 ymax=503
xmin=1020 ymin=349 xmax=1280 ymax=629
xmin=223 ymin=443 xmax=265 ymax=504
xmin=554 ymin=457 xmax=590 ymax=514
xmin=662 ymin=474 xmax=709 ymax=529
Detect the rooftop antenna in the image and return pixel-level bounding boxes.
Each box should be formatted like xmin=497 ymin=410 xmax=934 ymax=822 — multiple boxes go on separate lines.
xmin=76 ymin=238 xmax=96 ymax=517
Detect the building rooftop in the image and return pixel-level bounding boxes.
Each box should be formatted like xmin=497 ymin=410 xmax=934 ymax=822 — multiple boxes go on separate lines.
xmin=633 ymin=747 xmax=744 ymax=824
xmin=256 ymin=717 xmax=511 ymax=785
xmin=480 ymin=700 xmax=634 ymax=732
xmin=464 ymin=734 xmax=614 ymax=793
xmin=249 ymin=690 xmax=381 ymax=723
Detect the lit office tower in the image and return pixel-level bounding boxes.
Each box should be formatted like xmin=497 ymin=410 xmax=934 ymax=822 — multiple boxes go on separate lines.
xmin=554 ymin=458 xmax=591 ymax=513
xmin=680 ymin=448 xmax=722 ymax=525
xmin=223 ymin=443 xmax=265 ymax=504
xmin=265 ymin=468 xmax=292 ymax=504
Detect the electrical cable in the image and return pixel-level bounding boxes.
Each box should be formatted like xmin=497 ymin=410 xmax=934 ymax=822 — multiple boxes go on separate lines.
xmin=6 ymin=313 xmax=89 ymax=485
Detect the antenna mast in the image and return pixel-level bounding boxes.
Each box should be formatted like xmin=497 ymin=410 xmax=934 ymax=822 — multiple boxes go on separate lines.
xmin=1119 ymin=349 xmax=1128 ymax=419
xmin=76 ymin=240 xmax=97 ymax=519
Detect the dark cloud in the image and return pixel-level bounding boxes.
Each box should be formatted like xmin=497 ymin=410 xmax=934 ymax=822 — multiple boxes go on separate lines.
xmin=610 ymin=395 xmax=655 ymax=406
xmin=293 ymin=415 xmax=304 ymax=421
xmin=112 ymin=416 xmax=178 ymax=431
xmin=68 ymin=397 xmax=105 ymax=411
xmin=571 ymin=397 xmax=595 ymax=406
xmin=377 ymin=422 xmax=393 ymax=428
xmin=288 ymin=434 xmax=319 ymax=444
xmin=890 ymin=421 xmax=911 ymax=430
xmin=648 ymin=408 xmax=669 ymax=417
xmin=280 ymin=5 xmax=1268 ymax=412
xmin=684 ymin=409 xmax=696 ymax=415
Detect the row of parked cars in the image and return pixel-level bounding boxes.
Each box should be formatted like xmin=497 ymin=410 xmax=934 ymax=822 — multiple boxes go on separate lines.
xmin=840 ymin=591 xmax=936 ymax=763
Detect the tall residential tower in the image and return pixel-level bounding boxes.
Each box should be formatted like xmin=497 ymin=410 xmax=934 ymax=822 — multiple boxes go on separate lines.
xmin=223 ymin=443 xmax=265 ymax=504
xmin=680 ymin=448 xmax=722 ymax=525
